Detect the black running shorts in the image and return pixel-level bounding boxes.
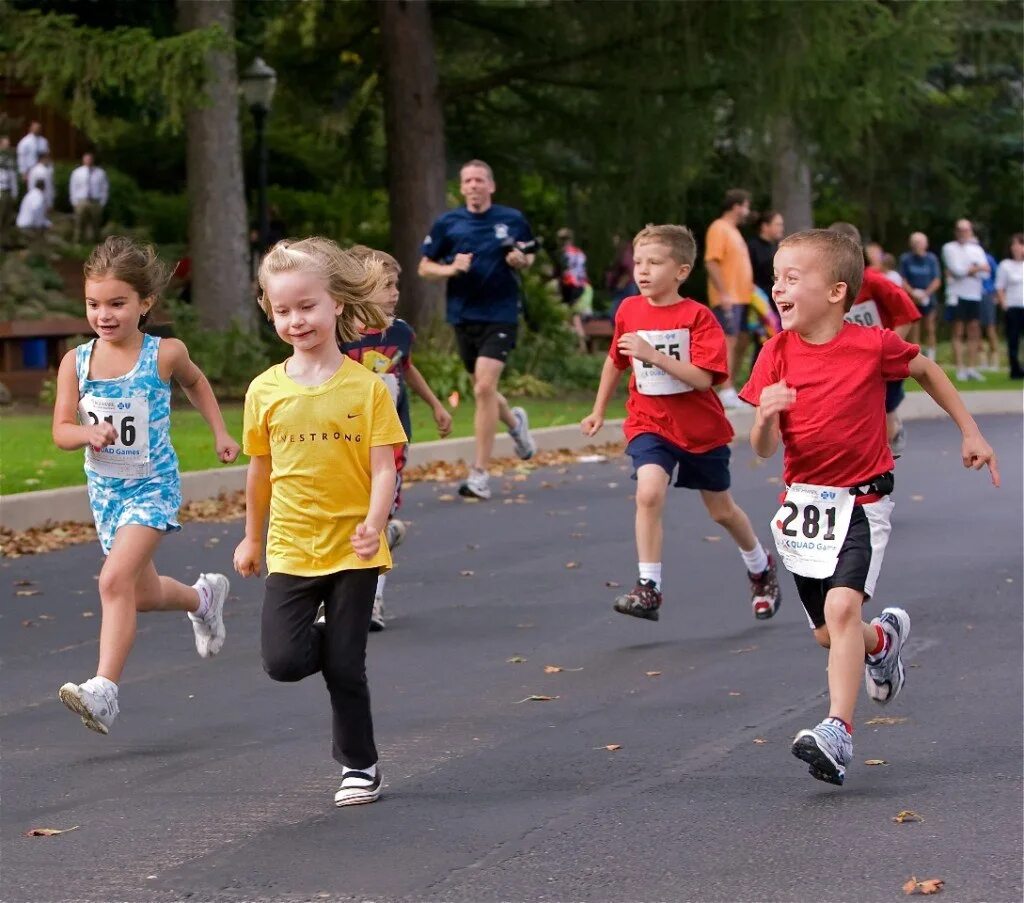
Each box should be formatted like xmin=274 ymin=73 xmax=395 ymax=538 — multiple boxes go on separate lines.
xmin=453 ymin=321 xmax=518 ymax=373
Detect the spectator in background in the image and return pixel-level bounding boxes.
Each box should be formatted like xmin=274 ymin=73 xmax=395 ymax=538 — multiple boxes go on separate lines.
xmin=864 ymin=241 xmax=885 ymax=272
xmin=556 ymin=227 xmax=591 ymax=352
xmin=899 ymin=232 xmax=942 ymax=360
xmin=705 ymin=188 xmax=753 ymax=407
xmin=995 ymin=233 xmax=1024 ymax=380
xmin=16 ymin=120 xmax=49 ymax=182
xmin=942 ymin=218 xmax=989 ymax=381
xmin=606 ymin=233 xmax=637 ymax=321
xmin=747 ymin=210 xmax=784 ymax=307
xmin=69 ymin=152 xmax=110 ymax=244
xmin=16 ymin=177 xmax=51 ymax=251
xmin=979 ymin=246 xmax=1001 ymax=372
xmin=0 ymin=136 xmax=18 ymax=249
xmin=881 ymin=253 xmax=903 ymax=287
xmin=27 ymin=151 xmax=55 ymax=211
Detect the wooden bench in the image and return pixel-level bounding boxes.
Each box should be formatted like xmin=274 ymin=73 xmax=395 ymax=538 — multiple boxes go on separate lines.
xmin=582 ymin=317 xmax=614 ymax=353
xmin=0 ymin=317 xmax=92 ymax=398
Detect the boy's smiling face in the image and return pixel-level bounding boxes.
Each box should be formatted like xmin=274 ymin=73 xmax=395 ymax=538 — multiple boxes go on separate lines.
xmin=772 ymin=245 xmax=848 ymax=333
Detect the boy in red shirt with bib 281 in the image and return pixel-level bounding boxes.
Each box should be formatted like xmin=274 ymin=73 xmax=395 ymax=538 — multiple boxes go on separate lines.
xmin=740 ymin=229 xmax=999 ymax=787
xmin=582 ymin=224 xmax=780 ymax=622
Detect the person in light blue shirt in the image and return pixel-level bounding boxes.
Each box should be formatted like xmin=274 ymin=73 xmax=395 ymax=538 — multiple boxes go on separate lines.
xmin=898 ymin=232 xmax=941 ymax=359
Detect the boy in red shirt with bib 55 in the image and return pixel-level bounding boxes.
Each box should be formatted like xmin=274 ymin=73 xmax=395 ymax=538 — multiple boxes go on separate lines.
xmin=582 ymin=224 xmax=780 ymax=622
xmin=741 ymin=229 xmax=999 ymax=787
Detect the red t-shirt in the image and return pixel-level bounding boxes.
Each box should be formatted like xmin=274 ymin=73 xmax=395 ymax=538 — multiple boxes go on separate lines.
xmin=845 ymin=269 xmax=921 ymax=330
xmin=739 ymin=324 xmax=919 ymax=487
xmin=611 ymin=295 xmax=733 ymax=453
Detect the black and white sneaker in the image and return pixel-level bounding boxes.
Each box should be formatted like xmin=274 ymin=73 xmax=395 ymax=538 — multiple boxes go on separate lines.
xmin=334 ymin=767 xmax=382 ymax=807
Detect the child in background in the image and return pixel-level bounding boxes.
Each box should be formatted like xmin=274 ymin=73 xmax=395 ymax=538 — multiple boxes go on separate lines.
xmin=342 ymin=245 xmax=453 ymax=630
xmin=53 ymin=236 xmax=239 ymax=735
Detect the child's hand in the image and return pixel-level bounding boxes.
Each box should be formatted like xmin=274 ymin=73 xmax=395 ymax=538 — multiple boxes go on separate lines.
xmin=759 ymin=380 xmax=796 ymax=419
xmin=217 ymin=433 xmax=241 ymax=464
xmin=233 ymin=537 xmax=262 ymax=577
xmin=581 ymin=412 xmax=604 ymax=437
xmin=351 ymin=522 xmax=381 ymax=560
xmin=617 ymin=332 xmax=657 ymax=364
xmin=433 ymin=405 xmax=453 ymax=438
xmin=86 ymin=422 xmax=117 ymax=451
xmin=962 ymin=432 xmax=1000 ymax=487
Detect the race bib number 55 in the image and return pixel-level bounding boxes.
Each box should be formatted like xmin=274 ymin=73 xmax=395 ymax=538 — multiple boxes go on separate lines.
xmin=631 ymin=328 xmax=691 ymax=396
xmin=770 ymin=483 xmax=855 ymax=579
xmin=79 ymin=394 xmax=151 ymax=478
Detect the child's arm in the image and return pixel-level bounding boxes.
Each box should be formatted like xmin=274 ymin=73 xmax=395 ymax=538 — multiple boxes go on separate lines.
xmin=233 ymin=454 xmax=271 ymax=577
xmin=351 ymin=445 xmax=398 ymax=560
xmin=163 ymin=339 xmax=240 ymax=463
xmin=581 ymin=355 xmax=624 ymax=436
xmin=51 ymin=349 xmax=116 ymax=451
xmin=616 ymin=332 xmax=713 ymax=390
xmin=405 ymin=363 xmax=452 ymax=437
xmin=749 ymin=382 xmax=796 ymax=459
xmin=908 ymin=354 xmax=1000 ymax=485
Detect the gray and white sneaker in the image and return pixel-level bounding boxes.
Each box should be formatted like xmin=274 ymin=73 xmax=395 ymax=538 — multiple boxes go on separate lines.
xmin=369 ymin=595 xmax=386 ymax=632
xmin=385 ymin=519 xmax=406 ymax=551
xmin=458 ymin=467 xmax=492 ymax=500
xmin=792 ymin=717 xmax=853 ymax=786
xmin=58 ymin=678 xmax=119 ymax=735
xmin=187 ymin=572 xmax=229 ymax=658
xmin=335 ymin=766 xmax=382 ymax=807
xmin=508 ymin=406 xmax=536 ymax=460
xmin=865 ymin=606 xmax=911 ymax=704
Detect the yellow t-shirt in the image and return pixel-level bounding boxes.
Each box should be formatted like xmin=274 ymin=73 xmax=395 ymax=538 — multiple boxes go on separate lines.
xmin=243 ymin=357 xmax=408 ymax=577
xmin=704 ymin=217 xmax=753 ymax=308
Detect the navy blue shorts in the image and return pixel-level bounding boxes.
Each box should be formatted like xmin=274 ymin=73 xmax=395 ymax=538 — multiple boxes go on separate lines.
xmin=627 ymin=433 xmax=731 ymax=492
xmin=884 ymin=380 xmax=905 ymax=413
xmin=948 ymin=299 xmax=981 ymax=323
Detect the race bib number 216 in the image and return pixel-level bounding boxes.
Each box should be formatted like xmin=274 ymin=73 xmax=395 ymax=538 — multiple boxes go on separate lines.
xmin=79 ymin=394 xmax=152 ymax=478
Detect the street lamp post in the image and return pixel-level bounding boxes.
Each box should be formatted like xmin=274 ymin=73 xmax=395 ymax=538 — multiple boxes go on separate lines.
xmin=240 ymin=57 xmax=277 ymax=256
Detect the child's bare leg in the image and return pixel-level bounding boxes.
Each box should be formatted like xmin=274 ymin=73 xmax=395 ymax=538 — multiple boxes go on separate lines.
xmin=700 ymin=489 xmax=758 ymax=551
xmin=635 ymin=464 xmax=670 ymax=563
xmin=134 ymin=560 xmax=200 ymax=613
xmin=820 ymin=587 xmax=873 ymax=725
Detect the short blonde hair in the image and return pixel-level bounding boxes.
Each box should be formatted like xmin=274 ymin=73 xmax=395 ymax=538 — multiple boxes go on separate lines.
xmin=779 ymin=229 xmax=864 ymax=311
xmin=257 ymin=237 xmax=389 ymax=344
xmin=348 ymin=244 xmax=401 ymax=278
xmin=633 ymin=224 xmax=697 ymax=267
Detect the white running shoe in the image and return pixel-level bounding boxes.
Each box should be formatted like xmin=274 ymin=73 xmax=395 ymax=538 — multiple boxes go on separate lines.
xmin=369 ymin=595 xmax=386 ymax=632
xmin=187 ymin=572 xmax=229 ymax=658
xmin=335 ymin=767 xmax=382 ymax=806
xmin=385 ymin=519 xmax=406 ymax=551
xmin=865 ymin=606 xmax=911 ymax=704
xmin=508 ymin=406 xmax=536 ymax=460
xmin=955 ymin=368 xmax=968 ymax=381
xmin=58 ymin=678 xmax=119 ymax=735
xmin=924 ymin=347 xmax=936 ymax=361
xmin=458 ymin=467 xmax=492 ymax=500
xmin=966 ymin=368 xmax=986 ymax=382
xmin=718 ymin=387 xmax=740 ymax=409
xmin=792 ymin=718 xmax=853 ymax=786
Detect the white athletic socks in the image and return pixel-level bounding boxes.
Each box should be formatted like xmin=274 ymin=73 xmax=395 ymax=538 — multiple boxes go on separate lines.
xmin=193 ymin=577 xmax=213 ymax=620
xmin=739 ymin=542 xmax=769 ymax=576
xmin=376 ymin=574 xmax=387 ymax=598
xmin=638 ymin=562 xmax=662 ymax=590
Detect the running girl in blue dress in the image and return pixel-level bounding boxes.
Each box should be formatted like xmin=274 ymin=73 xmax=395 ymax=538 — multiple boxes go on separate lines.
xmin=51 ymin=236 xmax=240 ymax=735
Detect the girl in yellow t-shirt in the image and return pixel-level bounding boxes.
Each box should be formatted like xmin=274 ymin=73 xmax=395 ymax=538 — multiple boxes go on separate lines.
xmin=233 ymin=237 xmax=407 ymax=808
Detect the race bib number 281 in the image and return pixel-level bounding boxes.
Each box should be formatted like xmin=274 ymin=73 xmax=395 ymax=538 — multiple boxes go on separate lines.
xmin=770 ymin=483 xmax=855 ymax=579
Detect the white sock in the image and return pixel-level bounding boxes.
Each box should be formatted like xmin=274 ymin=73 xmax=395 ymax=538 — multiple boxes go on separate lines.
xmin=638 ymin=562 xmax=662 ymax=589
xmin=192 ymin=577 xmax=213 ymax=620
xmin=85 ymin=675 xmax=118 ymax=696
xmin=343 ymin=762 xmax=377 ymax=778
xmin=376 ymin=574 xmax=386 ymax=598
xmin=739 ymin=542 xmax=769 ymax=575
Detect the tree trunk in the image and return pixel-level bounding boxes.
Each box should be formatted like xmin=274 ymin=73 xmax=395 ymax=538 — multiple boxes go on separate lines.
xmin=770 ymin=117 xmax=814 ymax=235
xmin=378 ymin=0 xmax=447 ymax=335
xmin=178 ymin=0 xmax=252 ymax=331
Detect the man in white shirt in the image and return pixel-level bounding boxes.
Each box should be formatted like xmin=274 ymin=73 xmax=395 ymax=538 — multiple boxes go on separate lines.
xmin=16 ymin=177 xmax=51 ymax=253
xmin=941 ymin=218 xmax=990 ymax=381
xmin=27 ymin=152 xmax=55 ymax=211
xmin=69 ymin=152 xmax=110 ymax=244
xmin=16 ymin=121 xmax=50 ymax=182
xmin=0 ymin=136 xmax=19 ymax=249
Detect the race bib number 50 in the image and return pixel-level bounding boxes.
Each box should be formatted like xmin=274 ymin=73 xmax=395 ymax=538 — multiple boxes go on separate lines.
xmin=770 ymin=483 xmax=855 ymax=579
xmin=79 ymin=394 xmax=151 ymax=478
xmin=631 ymin=328 xmax=691 ymax=396
xmin=844 ymin=299 xmax=881 ymax=328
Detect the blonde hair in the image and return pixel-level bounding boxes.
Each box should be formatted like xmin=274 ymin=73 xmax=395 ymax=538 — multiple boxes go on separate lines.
xmin=257 ymin=237 xmax=389 ymax=344
xmin=780 ymin=229 xmax=864 ymax=311
xmin=348 ymin=244 xmax=401 ymax=277
xmin=633 ymin=223 xmax=697 ymax=267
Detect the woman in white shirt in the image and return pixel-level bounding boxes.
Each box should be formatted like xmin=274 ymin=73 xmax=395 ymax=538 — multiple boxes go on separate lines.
xmin=996 ymin=233 xmax=1024 ymax=379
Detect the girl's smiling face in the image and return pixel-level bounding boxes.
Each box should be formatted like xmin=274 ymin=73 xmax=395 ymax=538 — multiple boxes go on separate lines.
xmin=85 ymin=277 xmax=152 ymax=342
xmin=264 ymin=270 xmax=343 ymax=350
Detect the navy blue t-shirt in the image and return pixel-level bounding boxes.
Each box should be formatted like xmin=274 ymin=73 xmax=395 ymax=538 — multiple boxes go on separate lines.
xmin=341 ymin=319 xmax=415 ymax=440
xmin=898 ymin=251 xmax=941 ymax=292
xmin=421 ymin=204 xmax=534 ymax=325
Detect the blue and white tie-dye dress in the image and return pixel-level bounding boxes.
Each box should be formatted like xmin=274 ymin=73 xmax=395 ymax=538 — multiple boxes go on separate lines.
xmin=75 ymin=333 xmax=181 ymax=554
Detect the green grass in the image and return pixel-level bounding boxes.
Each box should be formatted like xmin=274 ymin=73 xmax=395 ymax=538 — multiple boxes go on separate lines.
xmin=0 ymin=394 xmax=626 ymax=495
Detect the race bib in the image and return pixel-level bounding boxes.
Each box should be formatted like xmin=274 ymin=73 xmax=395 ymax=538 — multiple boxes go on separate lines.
xmin=632 ymin=328 xmax=691 ymax=396
xmin=770 ymin=483 xmax=855 ymax=579
xmin=845 ymin=300 xmax=881 ymax=328
xmin=79 ymin=394 xmax=151 ymax=478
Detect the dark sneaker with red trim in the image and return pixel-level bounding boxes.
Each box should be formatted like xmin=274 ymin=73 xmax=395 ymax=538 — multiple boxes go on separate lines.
xmin=613 ymin=579 xmax=662 ymax=621
xmin=750 ymin=555 xmax=781 ymax=620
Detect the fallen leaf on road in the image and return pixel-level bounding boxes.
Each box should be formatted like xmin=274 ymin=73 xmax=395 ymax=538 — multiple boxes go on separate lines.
xmin=605 ymin=580 xmax=621 ymax=588
xmin=82 ymin=611 xmax=94 ymax=617
xmin=514 ymin=695 xmax=558 ymax=703
xmin=21 ymin=619 xmax=34 ymax=628
xmin=606 ymin=482 xmax=619 ymax=488
xmin=570 ymin=532 xmax=586 ymax=539
xmin=512 ymin=474 xmax=528 ymax=482
xmin=892 ymin=810 xmax=923 ymax=824
xmin=753 ymin=738 xmax=767 ymax=744
xmin=910 ymin=495 xmax=925 ymax=502
xmin=865 ymin=759 xmax=888 ymax=766
xmin=203 ymin=537 xmax=220 ymax=547
xmin=866 ymin=716 xmax=908 ymax=725
xmin=37 ymin=614 xmax=54 ymax=620
xmin=15 ymin=589 xmax=41 ymax=596
xmin=544 ymin=665 xmax=583 ymax=673
xmin=767 ymin=476 xmax=781 ymax=484
xmin=466 ymin=543 xmax=479 ymax=550
xmin=516 ymin=622 xmax=534 ymax=629
xmin=645 ymin=671 xmax=662 ymax=677
xmin=597 ymin=744 xmax=621 ymax=751
xmin=459 ymin=570 xmax=474 ymax=577
xmin=25 ymin=826 xmax=79 ymax=837
xmin=438 ymin=494 xmax=456 ymax=502
xmin=540 ymin=481 xmax=554 ymax=489
xmin=728 ymin=691 xmax=742 ymax=696
xmin=565 ymin=561 xmax=580 ymax=569
xmin=903 ymin=876 xmax=944 ymax=895
xmin=14 ymin=579 xmax=35 ymax=586
xmin=703 ymin=535 xmax=721 ymax=542
xmin=506 ymin=656 xmax=527 ymax=664
xmin=732 ymin=645 xmax=759 ymax=654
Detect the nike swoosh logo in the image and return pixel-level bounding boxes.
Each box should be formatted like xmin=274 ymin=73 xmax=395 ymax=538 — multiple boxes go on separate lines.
xmin=347 ymin=412 xmax=360 ymax=419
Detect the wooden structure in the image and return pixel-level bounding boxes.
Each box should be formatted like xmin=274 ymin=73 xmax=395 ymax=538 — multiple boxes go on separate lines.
xmin=582 ymin=317 xmax=614 ymax=353
xmin=0 ymin=317 xmax=91 ymax=398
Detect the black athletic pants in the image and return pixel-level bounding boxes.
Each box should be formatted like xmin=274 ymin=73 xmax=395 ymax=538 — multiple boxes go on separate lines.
xmin=261 ymin=568 xmax=379 ymax=769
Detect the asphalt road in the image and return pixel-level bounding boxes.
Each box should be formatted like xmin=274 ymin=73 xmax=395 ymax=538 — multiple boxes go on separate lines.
xmin=2 ymin=414 xmax=1021 ymax=903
